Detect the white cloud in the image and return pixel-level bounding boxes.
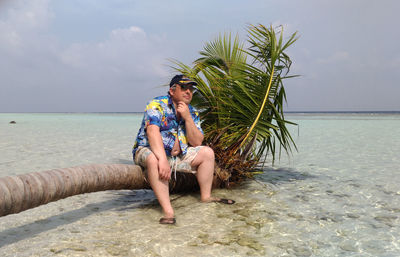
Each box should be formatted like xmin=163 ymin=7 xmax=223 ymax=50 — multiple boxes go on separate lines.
xmin=1 ymin=0 xmax=171 ymax=78
xmin=0 ymin=0 xmax=54 ymax=55
xmin=110 ymin=26 xmax=146 ymax=40
xmin=0 ymin=0 xmax=174 ymax=112
xmin=59 ymin=25 xmax=170 ymax=80
xmin=316 ymin=51 xmax=350 ymax=64
xmin=1 ymin=0 xmax=52 ymax=29
xmin=13 ymin=0 xmax=52 ymax=29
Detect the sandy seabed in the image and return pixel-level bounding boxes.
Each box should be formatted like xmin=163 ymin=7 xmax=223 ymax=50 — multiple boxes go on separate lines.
xmin=1 ymin=183 xmax=277 ymax=257
xmin=1 ymin=113 xmax=400 ymax=256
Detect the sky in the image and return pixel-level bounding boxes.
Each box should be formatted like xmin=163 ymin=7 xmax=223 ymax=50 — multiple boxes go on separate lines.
xmin=1 ymin=0 xmax=399 ymax=112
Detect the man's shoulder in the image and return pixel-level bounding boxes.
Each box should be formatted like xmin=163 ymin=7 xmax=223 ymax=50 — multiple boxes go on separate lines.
xmin=146 ymin=95 xmax=169 ymax=107
xmin=149 ymin=95 xmax=168 ymax=102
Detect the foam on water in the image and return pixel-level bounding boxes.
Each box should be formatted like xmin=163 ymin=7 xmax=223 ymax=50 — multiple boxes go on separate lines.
xmin=0 ymin=113 xmax=399 ymax=256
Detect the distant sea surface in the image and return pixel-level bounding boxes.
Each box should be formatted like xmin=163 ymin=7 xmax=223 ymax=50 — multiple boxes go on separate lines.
xmin=0 ymin=112 xmax=399 ymax=256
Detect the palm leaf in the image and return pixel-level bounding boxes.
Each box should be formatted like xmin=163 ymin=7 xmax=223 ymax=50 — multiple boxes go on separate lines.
xmin=171 ymin=24 xmax=299 ymax=183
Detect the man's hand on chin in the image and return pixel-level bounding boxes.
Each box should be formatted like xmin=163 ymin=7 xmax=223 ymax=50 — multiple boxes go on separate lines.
xmin=176 ymin=101 xmax=191 ymax=121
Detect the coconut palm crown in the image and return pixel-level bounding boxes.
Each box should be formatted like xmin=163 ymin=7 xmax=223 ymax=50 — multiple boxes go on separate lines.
xmin=172 ymin=24 xmax=299 ymax=186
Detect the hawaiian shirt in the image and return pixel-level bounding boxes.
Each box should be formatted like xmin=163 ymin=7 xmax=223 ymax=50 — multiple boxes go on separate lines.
xmin=132 ymin=95 xmax=203 ymax=159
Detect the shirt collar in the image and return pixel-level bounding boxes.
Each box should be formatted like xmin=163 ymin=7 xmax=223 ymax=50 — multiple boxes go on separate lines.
xmin=167 ymin=94 xmax=173 ymax=107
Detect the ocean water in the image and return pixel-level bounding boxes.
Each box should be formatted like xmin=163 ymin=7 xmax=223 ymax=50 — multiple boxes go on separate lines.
xmin=0 ymin=113 xmax=399 ymax=256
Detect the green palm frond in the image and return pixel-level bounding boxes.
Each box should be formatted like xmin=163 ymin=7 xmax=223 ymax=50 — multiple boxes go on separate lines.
xmin=171 ymin=24 xmax=299 ymax=184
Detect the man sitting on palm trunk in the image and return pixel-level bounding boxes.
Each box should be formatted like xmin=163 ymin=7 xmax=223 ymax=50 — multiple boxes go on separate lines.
xmin=132 ymin=75 xmax=235 ymax=224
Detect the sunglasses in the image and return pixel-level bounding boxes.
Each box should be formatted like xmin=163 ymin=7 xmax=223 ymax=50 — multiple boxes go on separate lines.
xmin=178 ymin=84 xmax=197 ymax=92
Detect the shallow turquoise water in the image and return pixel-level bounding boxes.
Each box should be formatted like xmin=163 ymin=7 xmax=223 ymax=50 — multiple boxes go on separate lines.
xmin=258 ymin=113 xmax=400 ymax=256
xmin=0 ymin=113 xmax=142 ymax=176
xmin=0 ymin=113 xmax=399 ymax=256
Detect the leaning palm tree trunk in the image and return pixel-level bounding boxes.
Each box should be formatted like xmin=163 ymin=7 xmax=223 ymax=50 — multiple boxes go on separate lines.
xmin=0 ymin=164 xmax=206 ymax=217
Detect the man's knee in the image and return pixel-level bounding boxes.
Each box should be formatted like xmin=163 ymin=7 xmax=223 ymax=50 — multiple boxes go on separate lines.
xmin=199 ymin=146 xmax=215 ymax=160
xmin=146 ymin=153 xmax=158 ymax=169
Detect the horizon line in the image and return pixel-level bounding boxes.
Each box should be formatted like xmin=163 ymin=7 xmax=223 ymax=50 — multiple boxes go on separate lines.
xmin=1 ymin=110 xmax=400 ymax=114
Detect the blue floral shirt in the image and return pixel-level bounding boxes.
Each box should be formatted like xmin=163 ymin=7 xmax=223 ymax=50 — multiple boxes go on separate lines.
xmin=132 ymin=95 xmax=203 ymax=159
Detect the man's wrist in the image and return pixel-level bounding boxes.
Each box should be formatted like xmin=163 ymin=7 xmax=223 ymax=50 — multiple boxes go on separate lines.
xmin=158 ymin=155 xmax=168 ymax=162
xmin=182 ymin=113 xmax=192 ymax=122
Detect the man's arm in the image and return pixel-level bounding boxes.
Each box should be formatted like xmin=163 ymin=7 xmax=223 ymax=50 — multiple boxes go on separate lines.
xmin=176 ymin=101 xmax=204 ymax=146
xmin=147 ymin=125 xmax=171 ymax=181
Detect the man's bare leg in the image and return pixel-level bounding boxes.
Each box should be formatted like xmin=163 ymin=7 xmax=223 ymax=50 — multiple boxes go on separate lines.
xmin=146 ymin=153 xmax=174 ymax=219
xmin=191 ymin=146 xmax=215 ymax=201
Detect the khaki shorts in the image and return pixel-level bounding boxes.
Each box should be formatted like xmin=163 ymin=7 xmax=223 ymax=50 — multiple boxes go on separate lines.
xmin=134 ymin=146 xmax=204 ymax=174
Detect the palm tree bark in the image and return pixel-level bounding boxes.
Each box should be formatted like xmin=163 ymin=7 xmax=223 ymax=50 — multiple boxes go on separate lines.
xmin=0 ymin=164 xmax=210 ymax=217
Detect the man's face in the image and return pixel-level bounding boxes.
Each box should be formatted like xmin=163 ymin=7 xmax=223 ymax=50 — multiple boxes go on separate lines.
xmin=169 ymin=84 xmax=195 ymax=105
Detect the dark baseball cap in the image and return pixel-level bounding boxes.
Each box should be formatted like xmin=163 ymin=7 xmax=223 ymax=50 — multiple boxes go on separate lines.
xmin=169 ymin=75 xmax=198 ymax=87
